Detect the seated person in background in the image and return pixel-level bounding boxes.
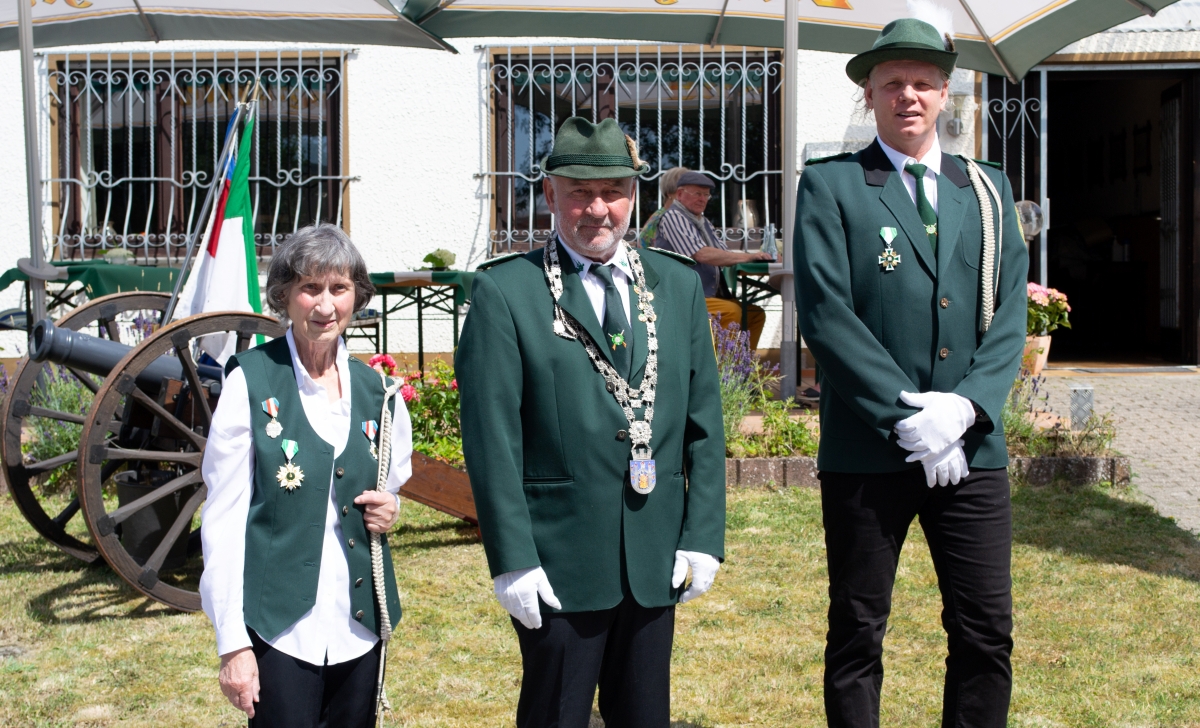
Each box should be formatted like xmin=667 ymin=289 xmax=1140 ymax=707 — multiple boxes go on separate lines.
xmin=638 ymin=166 xmax=690 ymax=248
xmin=654 ymin=171 xmax=773 ymax=350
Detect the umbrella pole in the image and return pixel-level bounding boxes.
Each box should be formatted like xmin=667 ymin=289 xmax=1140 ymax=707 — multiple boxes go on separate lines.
xmin=161 ymin=104 xmax=245 ymax=324
xmin=18 ymin=0 xmax=48 ymax=327
xmin=778 ymin=0 xmax=798 ymax=399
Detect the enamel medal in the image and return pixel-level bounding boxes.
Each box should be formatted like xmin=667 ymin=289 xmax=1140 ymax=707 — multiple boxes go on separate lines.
xmin=878 ymin=227 xmax=901 ymax=272
xmin=262 ymin=397 xmax=283 ymax=438
xmin=628 ymin=421 xmax=656 ymax=495
xmin=277 ymin=439 xmax=303 ymax=491
xmin=363 ymin=420 xmax=379 ymax=460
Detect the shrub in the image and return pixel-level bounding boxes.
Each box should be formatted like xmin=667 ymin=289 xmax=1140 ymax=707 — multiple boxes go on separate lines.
xmin=402 ymin=359 xmax=463 ymax=468
xmin=22 ymin=364 xmax=93 ymax=494
xmin=1003 ymin=370 xmax=1117 ymax=458
xmin=712 ymin=316 xmax=818 ymax=459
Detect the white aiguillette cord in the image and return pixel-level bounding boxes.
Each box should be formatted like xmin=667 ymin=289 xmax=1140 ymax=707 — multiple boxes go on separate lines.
xmin=370 ymin=373 xmax=401 ymax=727
xmin=963 ymin=157 xmax=1004 ymax=333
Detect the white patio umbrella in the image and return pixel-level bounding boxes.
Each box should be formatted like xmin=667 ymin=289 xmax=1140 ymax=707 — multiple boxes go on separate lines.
xmin=4 ymin=1 xmax=452 ymax=322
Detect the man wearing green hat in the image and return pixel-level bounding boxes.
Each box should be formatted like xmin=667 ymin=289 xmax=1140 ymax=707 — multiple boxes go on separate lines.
xmin=794 ymin=14 xmax=1028 ymax=728
xmin=457 ymin=116 xmax=726 ymax=728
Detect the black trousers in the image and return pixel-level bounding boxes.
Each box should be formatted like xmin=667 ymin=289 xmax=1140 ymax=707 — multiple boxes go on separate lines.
xmin=819 ymin=468 xmax=1013 ymax=728
xmin=512 ymin=596 xmax=675 ymax=728
xmin=247 ymin=629 xmax=380 ymax=728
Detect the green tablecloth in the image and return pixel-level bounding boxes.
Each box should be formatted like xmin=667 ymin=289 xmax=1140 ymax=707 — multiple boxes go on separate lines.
xmin=723 ymin=261 xmax=771 ymax=292
xmin=369 ymin=270 xmax=477 ymax=307
xmin=0 ymin=261 xmax=179 ymax=299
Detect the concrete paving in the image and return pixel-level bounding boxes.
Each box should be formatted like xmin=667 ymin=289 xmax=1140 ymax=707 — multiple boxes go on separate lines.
xmin=1039 ymin=370 xmax=1200 ymax=534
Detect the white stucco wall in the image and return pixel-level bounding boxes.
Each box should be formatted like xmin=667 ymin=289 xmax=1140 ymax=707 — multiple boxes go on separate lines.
xmin=0 ymin=38 xmax=979 ymax=359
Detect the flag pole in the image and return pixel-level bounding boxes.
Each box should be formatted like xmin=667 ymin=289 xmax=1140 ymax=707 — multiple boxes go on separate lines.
xmin=162 ymin=103 xmax=246 ymax=324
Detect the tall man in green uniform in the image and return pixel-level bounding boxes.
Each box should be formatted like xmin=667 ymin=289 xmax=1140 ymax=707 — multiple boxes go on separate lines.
xmin=793 ymin=18 xmax=1028 ymax=728
xmin=457 ymin=117 xmax=726 ymax=728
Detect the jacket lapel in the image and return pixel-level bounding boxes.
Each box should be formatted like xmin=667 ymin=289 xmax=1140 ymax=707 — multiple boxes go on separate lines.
xmin=628 ymin=250 xmax=660 ymax=384
xmin=557 ymin=262 xmax=615 ymax=368
xmin=935 ymin=154 xmax=972 ymax=275
xmin=862 ymin=140 xmax=937 ymax=277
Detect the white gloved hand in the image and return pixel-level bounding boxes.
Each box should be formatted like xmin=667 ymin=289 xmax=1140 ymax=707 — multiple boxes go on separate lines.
xmin=906 ymin=439 xmax=969 ymax=487
xmin=671 ymin=550 xmax=720 ymax=604
xmin=493 ymin=566 xmax=562 ymax=630
xmin=894 ymin=391 xmax=976 ymax=456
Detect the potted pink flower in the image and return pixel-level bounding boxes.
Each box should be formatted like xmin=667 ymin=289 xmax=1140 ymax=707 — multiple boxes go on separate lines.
xmin=1024 ymin=282 xmax=1071 ymax=376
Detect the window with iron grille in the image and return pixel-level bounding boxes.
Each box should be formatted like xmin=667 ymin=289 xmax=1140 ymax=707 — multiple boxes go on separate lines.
xmin=44 ymin=49 xmax=352 ymax=263
xmin=484 ymin=45 xmax=783 ymax=256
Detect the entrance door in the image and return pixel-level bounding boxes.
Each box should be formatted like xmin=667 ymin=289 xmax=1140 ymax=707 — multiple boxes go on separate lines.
xmin=1160 ymin=84 xmax=1182 ymax=359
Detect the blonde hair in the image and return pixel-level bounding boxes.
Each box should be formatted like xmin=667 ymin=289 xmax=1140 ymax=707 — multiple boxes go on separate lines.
xmin=660 ymin=166 xmax=690 ymax=198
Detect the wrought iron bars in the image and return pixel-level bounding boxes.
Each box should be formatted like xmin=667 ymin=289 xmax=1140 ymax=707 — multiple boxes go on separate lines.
xmin=483 ymin=44 xmax=782 ymax=256
xmin=42 ymin=49 xmax=354 ymax=264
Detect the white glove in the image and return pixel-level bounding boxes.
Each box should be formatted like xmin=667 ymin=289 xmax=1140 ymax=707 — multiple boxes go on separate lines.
xmin=894 ymin=391 xmax=976 ymax=457
xmin=906 ymin=439 xmax=969 ymax=487
xmin=493 ymin=566 xmax=561 ymax=630
xmin=671 ymin=550 xmax=720 ymax=604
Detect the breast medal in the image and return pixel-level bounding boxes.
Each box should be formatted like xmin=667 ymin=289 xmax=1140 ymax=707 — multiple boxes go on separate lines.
xmin=277 ymin=439 xmax=303 ymax=491
xmin=544 ymin=238 xmax=659 ymax=495
xmin=879 ymin=227 xmax=901 ymax=272
xmin=261 ymin=397 xmax=283 ymax=438
xmin=363 ymin=420 xmax=379 ymax=460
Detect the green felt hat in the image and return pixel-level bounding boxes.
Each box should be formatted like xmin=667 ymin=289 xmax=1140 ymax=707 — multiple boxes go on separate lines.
xmin=845 ymin=18 xmax=958 ymax=86
xmin=542 ymin=117 xmax=650 ymax=180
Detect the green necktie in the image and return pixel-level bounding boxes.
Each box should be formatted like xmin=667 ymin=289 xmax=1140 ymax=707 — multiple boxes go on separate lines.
xmin=905 ymin=162 xmax=938 ymax=254
xmin=591 ymin=264 xmax=632 ymax=380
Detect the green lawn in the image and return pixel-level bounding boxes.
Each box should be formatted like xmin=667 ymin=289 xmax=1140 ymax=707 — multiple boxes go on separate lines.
xmin=2 ymin=481 xmax=1200 ymax=727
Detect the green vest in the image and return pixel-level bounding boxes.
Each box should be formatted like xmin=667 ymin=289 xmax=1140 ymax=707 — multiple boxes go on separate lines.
xmin=228 ymin=336 xmax=402 ymax=641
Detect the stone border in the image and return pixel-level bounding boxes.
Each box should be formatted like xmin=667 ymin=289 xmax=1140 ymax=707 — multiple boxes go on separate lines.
xmin=726 ymin=457 xmax=818 ymax=488
xmin=1008 ymin=456 xmax=1132 ymax=487
xmin=727 ymin=455 xmax=1132 ymax=489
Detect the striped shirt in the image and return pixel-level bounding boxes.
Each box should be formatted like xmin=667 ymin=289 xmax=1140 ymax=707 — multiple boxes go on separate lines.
xmin=654 ymin=201 xmax=727 ymax=297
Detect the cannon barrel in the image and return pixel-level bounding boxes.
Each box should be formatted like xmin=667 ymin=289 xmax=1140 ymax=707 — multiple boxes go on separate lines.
xmin=30 ymin=319 xmax=223 ymax=392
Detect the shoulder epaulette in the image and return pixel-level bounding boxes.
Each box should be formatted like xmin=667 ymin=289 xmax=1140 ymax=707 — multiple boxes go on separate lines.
xmin=960 ymin=155 xmax=1003 ymax=170
xmin=475 ymin=252 xmax=524 ymax=271
xmin=642 ymin=247 xmax=696 ymax=266
xmin=805 ymin=151 xmax=852 ymax=166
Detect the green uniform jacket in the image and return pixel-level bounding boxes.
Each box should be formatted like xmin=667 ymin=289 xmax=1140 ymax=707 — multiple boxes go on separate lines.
xmin=794 ymin=141 xmax=1029 ymax=473
xmin=457 ymin=246 xmax=726 ymax=613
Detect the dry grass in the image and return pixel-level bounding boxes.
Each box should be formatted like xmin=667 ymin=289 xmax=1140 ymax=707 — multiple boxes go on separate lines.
xmin=2 ymin=481 xmax=1200 ymax=726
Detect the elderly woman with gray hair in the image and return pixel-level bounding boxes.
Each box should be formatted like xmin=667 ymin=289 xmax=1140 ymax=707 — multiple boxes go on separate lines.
xmin=199 ymin=223 xmax=411 ymax=727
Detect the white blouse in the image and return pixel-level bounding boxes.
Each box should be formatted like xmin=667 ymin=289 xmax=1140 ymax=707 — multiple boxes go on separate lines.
xmin=199 ymin=329 xmax=413 ymax=666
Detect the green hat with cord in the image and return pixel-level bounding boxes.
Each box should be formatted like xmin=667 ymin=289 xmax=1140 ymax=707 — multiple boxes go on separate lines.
xmin=542 ymin=117 xmax=650 ymax=180
xmin=845 ymin=17 xmax=958 ymax=86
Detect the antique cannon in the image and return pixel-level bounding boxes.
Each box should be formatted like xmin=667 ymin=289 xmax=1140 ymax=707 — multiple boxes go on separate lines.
xmin=0 ymin=292 xmax=284 ymax=610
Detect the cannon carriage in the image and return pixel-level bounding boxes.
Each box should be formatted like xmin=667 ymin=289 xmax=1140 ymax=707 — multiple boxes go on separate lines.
xmin=1 ymin=293 xmax=284 ymax=610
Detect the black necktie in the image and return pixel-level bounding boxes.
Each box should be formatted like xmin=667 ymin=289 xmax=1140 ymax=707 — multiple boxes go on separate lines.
xmin=591 ymin=264 xmax=632 ymax=380
xmin=905 ymin=162 xmax=938 ymax=254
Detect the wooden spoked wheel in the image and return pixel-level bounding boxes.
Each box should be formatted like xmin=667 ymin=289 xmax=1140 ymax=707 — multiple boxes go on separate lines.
xmin=76 ymin=311 xmax=285 ymax=611
xmin=0 ymin=291 xmax=169 ymax=563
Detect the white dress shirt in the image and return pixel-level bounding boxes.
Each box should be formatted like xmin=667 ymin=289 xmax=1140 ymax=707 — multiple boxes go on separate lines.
xmin=199 ymin=328 xmax=412 ymax=665
xmin=878 ymin=134 xmax=942 ymax=214
xmin=559 ymin=237 xmax=633 ymax=325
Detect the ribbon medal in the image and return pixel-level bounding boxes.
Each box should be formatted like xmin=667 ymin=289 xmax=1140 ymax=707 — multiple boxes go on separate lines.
xmin=609 ymin=330 xmax=627 ymax=351
xmin=262 ymin=397 xmax=282 ymax=439
xmin=277 ymin=439 xmax=303 ymax=491
xmin=878 ymin=227 xmax=901 ymax=272
xmin=363 ymin=420 xmax=379 ymax=460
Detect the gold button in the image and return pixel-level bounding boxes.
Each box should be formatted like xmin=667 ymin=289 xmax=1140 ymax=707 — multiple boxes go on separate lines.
xmin=348 ymin=538 xmax=355 ymax=548
xmin=336 ymin=467 xmax=345 ymax=478
xmin=940 ymin=298 xmax=950 ymax=309
xmin=939 ymin=347 xmax=950 ymax=359
xmin=355 ymin=610 xmax=364 ymax=620
xmin=342 ymin=506 xmax=349 ymax=516
xmin=355 ymin=578 xmax=363 ymax=587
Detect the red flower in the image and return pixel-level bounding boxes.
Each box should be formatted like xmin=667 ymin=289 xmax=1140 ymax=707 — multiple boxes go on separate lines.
xmin=368 ymin=353 xmax=398 ymax=376
xmin=400 ymin=383 xmax=418 ymax=402
xmin=450 ymin=378 xmax=458 ymax=391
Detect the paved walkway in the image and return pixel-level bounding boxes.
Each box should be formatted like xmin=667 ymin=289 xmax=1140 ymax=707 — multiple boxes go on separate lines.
xmin=1040 ymin=371 xmax=1200 ymax=533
